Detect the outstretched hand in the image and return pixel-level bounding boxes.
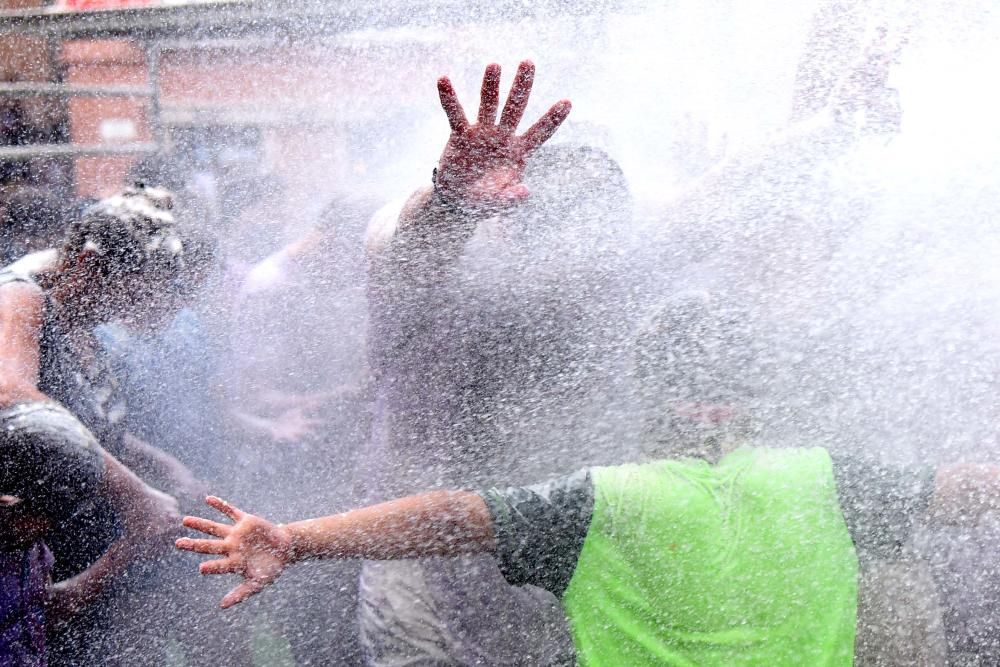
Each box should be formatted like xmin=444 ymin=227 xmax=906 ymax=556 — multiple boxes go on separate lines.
xmin=434 ymin=60 xmax=571 ymax=207
xmin=176 ymin=496 xmax=292 ymax=609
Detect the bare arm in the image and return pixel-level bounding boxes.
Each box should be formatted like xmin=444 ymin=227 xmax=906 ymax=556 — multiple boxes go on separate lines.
xmin=0 ymin=283 xmax=48 ymax=406
xmin=366 ymin=60 xmax=570 ymax=365
xmin=284 ymin=490 xmax=495 ymax=561
xmin=928 ymin=464 xmax=1000 ymax=525
xmin=46 ymin=533 xmax=135 ymax=622
xmin=47 ymin=456 xmax=183 ymax=621
xmin=177 ymin=492 xmax=496 ymax=608
xmin=42 ymin=448 xmax=181 ymax=621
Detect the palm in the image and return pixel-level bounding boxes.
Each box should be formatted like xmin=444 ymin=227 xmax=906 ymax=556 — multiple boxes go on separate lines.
xmin=233 ymin=519 xmax=286 ymax=585
xmin=176 ymin=496 xmax=291 ymax=609
xmin=434 ymin=60 xmax=571 ymax=205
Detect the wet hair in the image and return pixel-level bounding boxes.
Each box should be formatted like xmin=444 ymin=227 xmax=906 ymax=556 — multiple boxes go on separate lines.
xmin=127 ymin=153 xmax=188 ymax=193
xmin=0 ymin=403 xmax=105 ymax=527
xmin=62 ymin=184 xmax=216 ymax=294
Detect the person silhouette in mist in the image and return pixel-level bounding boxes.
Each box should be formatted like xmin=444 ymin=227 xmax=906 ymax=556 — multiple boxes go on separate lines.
xmin=178 ymin=291 xmax=1000 ymax=666
xmin=0 ymin=185 xmax=214 ymax=665
xmin=360 ymin=58 xmax=634 ymax=665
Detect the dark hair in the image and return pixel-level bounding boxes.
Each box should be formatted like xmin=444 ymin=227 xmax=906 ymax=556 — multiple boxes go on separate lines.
xmin=63 ymin=185 xmax=216 ymax=293
xmin=127 ymin=153 xmax=188 ymax=193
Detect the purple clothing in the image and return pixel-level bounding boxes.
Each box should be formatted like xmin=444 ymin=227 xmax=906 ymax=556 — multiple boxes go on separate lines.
xmin=0 ymin=542 xmax=53 ymax=667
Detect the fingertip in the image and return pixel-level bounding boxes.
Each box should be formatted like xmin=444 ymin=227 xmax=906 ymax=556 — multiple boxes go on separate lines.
xmin=556 ymin=99 xmax=572 ymax=114
xmin=519 ymin=59 xmax=535 ymax=70
xmin=220 ymin=591 xmax=243 ymax=609
xmin=504 ymin=184 xmax=531 ymax=202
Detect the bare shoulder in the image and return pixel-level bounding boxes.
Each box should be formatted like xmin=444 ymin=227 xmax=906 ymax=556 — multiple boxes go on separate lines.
xmin=0 ymin=278 xmax=45 ymax=324
xmin=363 ymin=188 xmax=438 ymax=256
xmin=363 ymin=196 xmax=410 ymax=255
xmin=0 ymin=279 xmax=47 ymax=404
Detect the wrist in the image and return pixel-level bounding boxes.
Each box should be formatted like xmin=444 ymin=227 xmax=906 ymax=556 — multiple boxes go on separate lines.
xmin=280 ymin=523 xmax=308 ymax=564
xmin=431 ymin=168 xmax=465 ymax=213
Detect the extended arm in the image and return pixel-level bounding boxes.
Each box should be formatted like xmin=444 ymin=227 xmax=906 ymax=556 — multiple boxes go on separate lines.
xmin=177 ymin=492 xmax=495 ymax=608
xmin=929 ymin=464 xmax=1000 ymax=525
xmin=46 ymin=532 xmax=135 ymax=622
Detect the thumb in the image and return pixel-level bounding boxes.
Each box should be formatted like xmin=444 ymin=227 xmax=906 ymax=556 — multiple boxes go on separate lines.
xmin=220 ymin=578 xmax=268 ymax=609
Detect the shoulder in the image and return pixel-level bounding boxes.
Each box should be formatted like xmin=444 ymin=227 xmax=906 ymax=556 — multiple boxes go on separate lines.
xmin=0 ymin=278 xmax=45 ymax=326
xmin=363 ymin=197 xmax=409 ymax=255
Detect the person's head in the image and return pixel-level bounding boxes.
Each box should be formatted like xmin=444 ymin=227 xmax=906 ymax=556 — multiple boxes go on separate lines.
xmin=633 ymin=292 xmax=759 ymax=461
xmin=127 ymin=153 xmax=189 ymax=194
xmin=310 ymin=194 xmax=378 ymax=272
xmin=0 ymin=187 xmax=67 ymax=265
xmin=830 ymin=26 xmax=904 ymax=136
xmin=505 ymin=144 xmax=631 ymax=254
xmin=0 ymin=404 xmax=105 ymax=550
xmin=56 ymin=184 xmax=216 ymax=331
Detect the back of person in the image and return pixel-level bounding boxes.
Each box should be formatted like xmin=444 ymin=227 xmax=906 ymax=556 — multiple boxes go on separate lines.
xmin=360 ymin=144 xmax=633 ymax=666
xmin=565 ymin=447 xmax=858 ymax=666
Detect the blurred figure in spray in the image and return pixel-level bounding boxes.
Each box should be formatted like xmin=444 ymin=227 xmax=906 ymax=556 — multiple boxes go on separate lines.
xmin=0 ymin=187 xmax=232 ymax=664
xmin=179 ymin=291 xmax=1000 ymax=666
xmin=229 ymin=195 xmax=373 ymax=458
xmin=362 ymin=60 xmax=632 ymax=665
xmin=633 ymin=292 xmax=947 ymax=665
xmin=651 ymin=24 xmax=904 ymax=324
xmin=95 ymin=158 xmax=224 ymax=481
xmin=225 ymin=195 xmax=376 ymax=664
xmin=0 ymin=186 xmax=216 ymax=665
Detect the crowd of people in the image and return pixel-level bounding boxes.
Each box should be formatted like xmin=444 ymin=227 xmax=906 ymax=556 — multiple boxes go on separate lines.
xmin=1 ymin=20 xmax=999 ymax=667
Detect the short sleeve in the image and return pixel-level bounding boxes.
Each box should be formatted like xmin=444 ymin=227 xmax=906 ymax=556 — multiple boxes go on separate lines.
xmin=830 ymin=454 xmax=936 ymax=559
xmin=478 ymin=468 xmax=595 ymax=597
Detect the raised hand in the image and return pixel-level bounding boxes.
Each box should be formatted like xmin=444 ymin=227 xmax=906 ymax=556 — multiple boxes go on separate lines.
xmin=434 ymin=60 xmax=572 ymax=207
xmin=176 ymin=496 xmax=292 ymax=609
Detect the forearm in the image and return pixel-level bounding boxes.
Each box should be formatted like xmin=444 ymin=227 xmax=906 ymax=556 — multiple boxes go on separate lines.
xmin=100 ymin=449 xmax=155 ymax=507
xmin=928 ymin=464 xmax=1000 ymax=525
xmin=117 ymin=433 xmax=191 ymax=489
xmin=284 ymin=490 xmax=496 ymax=563
xmin=47 ymin=536 xmax=133 ymax=621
